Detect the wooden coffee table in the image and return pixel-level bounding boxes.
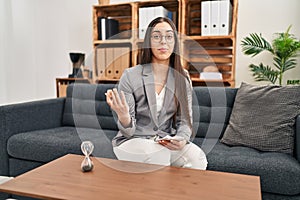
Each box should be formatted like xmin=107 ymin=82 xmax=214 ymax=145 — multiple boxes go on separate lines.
xmin=0 ymin=154 xmax=261 ymax=200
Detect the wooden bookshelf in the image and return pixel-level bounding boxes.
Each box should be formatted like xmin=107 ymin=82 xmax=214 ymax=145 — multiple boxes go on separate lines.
xmin=92 ymin=0 xmax=238 ymax=87
xmin=181 ymin=0 xmax=238 ymax=87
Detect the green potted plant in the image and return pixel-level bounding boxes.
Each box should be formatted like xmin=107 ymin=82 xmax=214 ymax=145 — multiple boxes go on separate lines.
xmin=241 ymin=25 xmax=300 ymax=85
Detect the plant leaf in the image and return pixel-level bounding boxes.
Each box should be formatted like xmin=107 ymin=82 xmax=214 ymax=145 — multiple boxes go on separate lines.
xmin=273 ymin=25 xmax=300 ymax=59
xmin=282 ymin=58 xmax=297 ymax=72
xmin=249 ymin=63 xmax=278 ymax=84
xmin=241 ymin=33 xmax=273 ymax=57
xmin=273 ymin=56 xmax=297 ymax=72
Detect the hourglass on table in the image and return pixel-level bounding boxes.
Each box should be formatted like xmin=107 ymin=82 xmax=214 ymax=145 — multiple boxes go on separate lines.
xmin=81 ymin=141 xmax=94 ymax=172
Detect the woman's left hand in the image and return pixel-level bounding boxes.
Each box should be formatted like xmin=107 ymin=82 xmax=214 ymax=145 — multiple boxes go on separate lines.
xmin=159 ymin=139 xmax=187 ymax=150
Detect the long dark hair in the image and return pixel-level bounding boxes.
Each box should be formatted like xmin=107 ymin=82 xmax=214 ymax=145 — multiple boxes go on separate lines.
xmin=140 ymin=17 xmax=194 ymax=139
xmin=140 ymin=17 xmax=181 ymax=72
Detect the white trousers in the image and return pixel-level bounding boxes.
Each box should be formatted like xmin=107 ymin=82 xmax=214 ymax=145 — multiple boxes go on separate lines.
xmin=113 ymin=138 xmax=208 ymax=170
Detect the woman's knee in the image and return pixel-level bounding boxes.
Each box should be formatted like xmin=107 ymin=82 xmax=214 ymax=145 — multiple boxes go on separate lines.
xmin=172 ymin=143 xmax=208 ymax=170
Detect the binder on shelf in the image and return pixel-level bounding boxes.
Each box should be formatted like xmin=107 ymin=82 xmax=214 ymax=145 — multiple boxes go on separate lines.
xmin=97 ymin=17 xmax=119 ymax=40
xmin=105 ymin=48 xmax=115 ymax=79
xmin=201 ymin=1 xmax=211 ymax=36
xmin=201 ymin=0 xmax=232 ymax=36
xmin=219 ymin=0 xmax=232 ymax=35
xmin=113 ymin=48 xmax=123 ymax=79
xmin=210 ymin=1 xmax=220 ymax=36
xmin=113 ymin=47 xmax=130 ymax=79
xmin=121 ymin=48 xmax=130 ymax=78
xmin=96 ymin=48 xmax=106 ymax=77
xmin=138 ymin=7 xmax=149 ymax=39
xmin=139 ymin=6 xmax=169 ymax=39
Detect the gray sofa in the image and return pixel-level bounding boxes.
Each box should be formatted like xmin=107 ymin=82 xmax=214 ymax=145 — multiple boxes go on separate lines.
xmin=0 ymin=83 xmax=299 ymax=200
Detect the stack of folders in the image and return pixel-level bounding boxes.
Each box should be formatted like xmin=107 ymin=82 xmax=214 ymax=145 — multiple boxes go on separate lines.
xmin=200 ymin=72 xmax=223 ymax=80
xmin=138 ymin=6 xmax=172 ymax=39
xmin=96 ymin=47 xmax=130 ymax=79
xmin=97 ymin=17 xmax=119 ymax=40
xmin=201 ymin=0 xmax=232 ymax=36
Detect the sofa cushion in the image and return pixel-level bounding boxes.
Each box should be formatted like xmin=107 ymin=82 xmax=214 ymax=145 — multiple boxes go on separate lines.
xmin=9 ymin=158 xmax=43 ymax=177
xmin=193 ymin=138 xmax=300 ymax=196
xmin=192 ymin=87 xmax=238 ymax=138
xmin=63 ymin=83 xmax=118 ymax=130
xmin=7 ymin=127 xmax=117 ymax=163
xmin=221 ymin=82 xmax=300 ymax=154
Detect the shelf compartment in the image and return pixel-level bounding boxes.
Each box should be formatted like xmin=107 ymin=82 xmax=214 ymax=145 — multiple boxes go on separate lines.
xmin=137 ymin=0 xmax=180 ymax=30
xmin=183 ymin=0 xmax=235 ymax=36
xmin=184 ymin=38 xmax=233 ymax=80
xmin=93 ymin=4 xmax=133 ymax=40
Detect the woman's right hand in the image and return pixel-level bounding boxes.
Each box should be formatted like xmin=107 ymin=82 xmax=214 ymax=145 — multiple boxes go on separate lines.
xmin=106 ymin=88 xmax=131 ymax=127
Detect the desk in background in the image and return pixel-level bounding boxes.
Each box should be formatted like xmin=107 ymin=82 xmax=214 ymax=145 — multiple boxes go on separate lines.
xmin=56 ymin=78 xmax=91 ymax=97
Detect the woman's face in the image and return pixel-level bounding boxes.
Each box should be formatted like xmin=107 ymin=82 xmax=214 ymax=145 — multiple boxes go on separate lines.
xmin=150 ymin=22 xmax=175 ymax=64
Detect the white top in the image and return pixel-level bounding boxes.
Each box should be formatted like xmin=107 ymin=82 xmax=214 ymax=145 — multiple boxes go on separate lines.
xmin=156 ymin=85 xmax=166 ymax=118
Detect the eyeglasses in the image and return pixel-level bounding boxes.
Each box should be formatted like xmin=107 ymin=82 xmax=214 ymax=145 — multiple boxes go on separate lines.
xmin=151 ymin=34 xmax=174 ymax=43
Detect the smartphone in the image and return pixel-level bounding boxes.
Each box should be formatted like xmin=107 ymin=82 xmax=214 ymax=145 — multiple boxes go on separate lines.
xmin=158 ymin=140 xmax=171 ymax=145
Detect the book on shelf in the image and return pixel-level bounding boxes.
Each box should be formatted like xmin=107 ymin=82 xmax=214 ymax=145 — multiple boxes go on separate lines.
xmin=97 ymin=17 xmax=119 ymax=40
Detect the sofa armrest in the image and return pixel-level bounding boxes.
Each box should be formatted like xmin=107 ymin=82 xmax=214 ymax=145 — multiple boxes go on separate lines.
xmin=295 ymin=115 xmax=300 ymax=162
xmin=0 ymin=98 xmax=65 ymax=176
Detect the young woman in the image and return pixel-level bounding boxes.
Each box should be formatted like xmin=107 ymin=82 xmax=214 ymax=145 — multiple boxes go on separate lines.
xmin=106 ymin=17 xmax=207 ymax=170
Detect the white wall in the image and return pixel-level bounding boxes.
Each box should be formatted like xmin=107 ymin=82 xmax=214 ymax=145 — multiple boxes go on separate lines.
xmin=0 ymin=0 xmax=299 ymax=105
xmin=236 ymin=0 xmax=300 ymax=87
xmin=0 ymin=0 xmax=11 ymax=104
xmin=0 ymin=0 xmax=97 ymax=105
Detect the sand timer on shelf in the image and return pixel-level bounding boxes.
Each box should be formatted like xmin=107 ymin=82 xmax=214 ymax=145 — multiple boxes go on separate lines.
xmin=81 ymin=141 xmax=94 ymax=172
